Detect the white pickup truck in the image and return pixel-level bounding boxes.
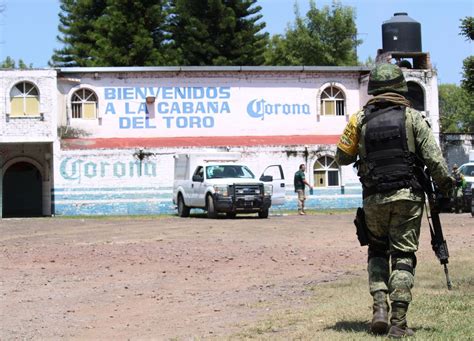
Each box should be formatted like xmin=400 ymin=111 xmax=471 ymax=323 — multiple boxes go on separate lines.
xmin=172 ymin=152 xmax=285 ymax=218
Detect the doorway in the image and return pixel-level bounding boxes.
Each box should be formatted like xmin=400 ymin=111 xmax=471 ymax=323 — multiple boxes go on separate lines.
xmin=2 ymin=162 xmax=43 ymax=217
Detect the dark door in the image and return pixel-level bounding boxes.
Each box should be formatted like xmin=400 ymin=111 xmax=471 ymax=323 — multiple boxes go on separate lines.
xmin=2 ymin=162 xmax=43 ymax=217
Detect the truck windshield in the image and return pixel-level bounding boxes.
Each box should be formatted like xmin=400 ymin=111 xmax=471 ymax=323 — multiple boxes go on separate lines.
xmin=460 ymin=165 xmax=474 ymax=176
xmin=206 ymin=165 xmax=255 ymax=179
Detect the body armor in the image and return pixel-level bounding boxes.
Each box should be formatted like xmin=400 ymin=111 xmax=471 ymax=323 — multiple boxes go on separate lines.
xmin=358 ymin=104 xmax=422 ymax=197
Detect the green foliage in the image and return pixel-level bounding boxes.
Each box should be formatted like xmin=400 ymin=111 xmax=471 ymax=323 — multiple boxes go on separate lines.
xmin=169 ymin=0 xmax=268 ymax=66
xmin=459 ymin=17 xmax=473 ymax=98
xmin=51 ymin=0 xmax=107 ymax=67
xmin=1 ymin=56 xmax=16 ymax=68
xmin=1 ymin=56 xmax=32 ymax=69
xmin=459 ymin=16 xmax=474 ymax=41
xmin=439 ymin=84 xmax=474 ymax=133
xmin=51 ymin=0 xmax=174 ymax=67
xmin=90 ymin=0 xmax=172 ymax=66
xmin=461 ymin=56 xmax=474 ymax=94
xmin=362 ymin=56 xmax=375 ymax=67
xmin=51 ymin=0 xmax=267 ymax=67
xmin=264 ymin=0 xmax=361 ymax=66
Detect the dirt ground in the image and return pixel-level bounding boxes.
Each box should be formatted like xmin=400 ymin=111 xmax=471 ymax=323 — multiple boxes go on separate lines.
xmin=1 ymin=211 xmax=473 ymax=340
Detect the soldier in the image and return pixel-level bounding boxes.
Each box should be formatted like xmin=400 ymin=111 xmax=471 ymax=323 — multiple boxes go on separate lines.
xmin=451 ymin=164 xmax=465 ymax=213
xmin=335 ymin=63 xmax=453 ymax=338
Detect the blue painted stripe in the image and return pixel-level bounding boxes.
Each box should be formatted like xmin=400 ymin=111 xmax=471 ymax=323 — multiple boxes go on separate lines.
xmin=54 ymin=192 xmax=171 ymax=202
xmin=53 ymin=186 xmax=173 ymax=192
xmin=53 ymin=195 xmax=362 ymax=216
xmin=51 ymin=185 xmax=363 ymax=216
xmin=54 ymin=201 xmax=176 ymax=216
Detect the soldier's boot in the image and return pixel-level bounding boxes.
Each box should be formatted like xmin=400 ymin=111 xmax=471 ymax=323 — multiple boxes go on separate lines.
xmin=370 ymin=291 xmax=389 ymax=334
xmin=388 ymin=301 xmax=414 ymax=338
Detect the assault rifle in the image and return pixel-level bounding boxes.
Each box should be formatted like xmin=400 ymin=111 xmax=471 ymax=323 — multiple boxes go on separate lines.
xmin=423 ymin=170 xmax=453 ymax=290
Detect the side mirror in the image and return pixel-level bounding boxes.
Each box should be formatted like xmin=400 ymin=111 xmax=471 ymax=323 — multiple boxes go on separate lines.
xmin=192 ymin=175 xmax=204 ymax=182
xmin=260 ymin=175 xmax=273 ymax=182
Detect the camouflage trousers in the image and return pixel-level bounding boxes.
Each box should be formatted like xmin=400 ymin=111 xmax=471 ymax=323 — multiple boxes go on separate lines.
xmin=364 ymin=200 xmax=424 ymax=303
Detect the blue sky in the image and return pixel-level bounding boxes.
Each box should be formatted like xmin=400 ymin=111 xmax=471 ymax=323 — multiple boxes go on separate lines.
xmin=0 ymin=0 xmax=472 ymax=84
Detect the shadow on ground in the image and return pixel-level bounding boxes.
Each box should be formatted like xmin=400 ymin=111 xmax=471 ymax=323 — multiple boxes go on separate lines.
xmin=326 ymin=320 xmax=435 ymax=337
xmin=325 ymin=320 xmax=369 ymax=333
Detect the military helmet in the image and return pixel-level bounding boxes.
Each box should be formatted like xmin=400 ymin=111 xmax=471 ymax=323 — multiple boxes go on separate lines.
xmin=368 ymin=63 xmax=408 ymax=95
xmin=453 ymin=164 xmax=458 ymax=170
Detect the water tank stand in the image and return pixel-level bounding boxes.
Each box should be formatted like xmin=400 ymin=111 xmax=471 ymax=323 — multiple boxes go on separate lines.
xmin=375 ymin=50 xmax=432 ymax=70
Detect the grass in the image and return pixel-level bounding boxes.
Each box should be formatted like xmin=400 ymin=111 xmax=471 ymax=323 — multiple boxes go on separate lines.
xmin=233 ymin=250 xmax=474 ymax=340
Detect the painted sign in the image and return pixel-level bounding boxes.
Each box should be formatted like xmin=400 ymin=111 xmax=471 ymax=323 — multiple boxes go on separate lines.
xmin=67 ymin=78 xmax=346 ymax=138
xmin=103 ymin=86 xmax=232 ymax=130
xmin=59 ymin=157 xmax=157 ymax=184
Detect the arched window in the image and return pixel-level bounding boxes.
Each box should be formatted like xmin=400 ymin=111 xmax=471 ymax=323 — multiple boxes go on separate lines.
xmin=320 ymin=86 xmax=345 ymax=116
xmin=313 ymin=156 xmax=340 ymax=187
xmin=406 ymin=82 xmax=425 ymax=111
xmin=71 ymin=88 xmax=98 ymax=119
xmin=10 ymin=81 xmax=40 ymax=117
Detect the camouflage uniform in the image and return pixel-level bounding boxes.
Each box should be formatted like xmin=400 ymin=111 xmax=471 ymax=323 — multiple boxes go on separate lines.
xmin=335 ymin=64 xmax=452 ymax=337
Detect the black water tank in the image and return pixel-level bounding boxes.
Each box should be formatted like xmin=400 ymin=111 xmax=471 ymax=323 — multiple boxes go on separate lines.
xmin=382 ymin=12 xmax=421 ymax=52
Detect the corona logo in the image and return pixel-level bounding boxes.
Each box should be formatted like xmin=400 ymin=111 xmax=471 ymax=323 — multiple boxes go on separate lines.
xmin=246 ymin=99 xmax=310 ymax=120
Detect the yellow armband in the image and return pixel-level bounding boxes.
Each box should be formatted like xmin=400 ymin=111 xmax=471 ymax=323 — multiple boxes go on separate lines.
xmin=337 ymin=114 xmax=359 ymax=156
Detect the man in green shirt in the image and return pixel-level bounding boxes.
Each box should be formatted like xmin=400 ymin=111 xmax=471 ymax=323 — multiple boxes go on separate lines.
xmin=294 ymin=164 xmax=313 ymax=215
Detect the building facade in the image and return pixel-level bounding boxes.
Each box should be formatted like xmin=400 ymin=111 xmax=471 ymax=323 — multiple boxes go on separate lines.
xmin=0 ymin=65 xmax=439 ymax=217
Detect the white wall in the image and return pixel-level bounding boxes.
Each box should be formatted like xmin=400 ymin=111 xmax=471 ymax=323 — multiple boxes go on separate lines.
xmin=0 ymin=69 xmax=57 ymax=142
xmin=58 ymin=71 xmax=366 ymax=138
xmin=53 ymin=144 xmax=362 ymax=215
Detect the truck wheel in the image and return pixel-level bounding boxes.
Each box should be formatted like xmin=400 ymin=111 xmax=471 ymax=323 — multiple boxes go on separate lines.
xmin=177 ymin=195 xmax=190 ymax=217
xmin=226 ymin=212 xmax=236 ymax=219
xmin=206 ymin=194 xmax=218 ymax=219
xmin=258 ymin=209 xmax=269 ymax=219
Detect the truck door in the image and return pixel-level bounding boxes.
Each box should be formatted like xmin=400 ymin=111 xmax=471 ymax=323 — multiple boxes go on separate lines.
xmin=190 ymin=166 xmax=205 ymax=206
xmin=261 ymin=165 xmax=286 ymax=206
xmin=194 ymin=166 xmax=208 ymax=208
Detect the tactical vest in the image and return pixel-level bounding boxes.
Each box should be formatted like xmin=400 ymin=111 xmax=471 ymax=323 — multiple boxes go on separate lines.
xmin=358 ymin=104 xmax=423 ymax=197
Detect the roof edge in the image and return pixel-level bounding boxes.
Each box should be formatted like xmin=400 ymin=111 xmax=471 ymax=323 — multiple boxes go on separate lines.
xmin=57 ymin=65 xmax=371 ymax=74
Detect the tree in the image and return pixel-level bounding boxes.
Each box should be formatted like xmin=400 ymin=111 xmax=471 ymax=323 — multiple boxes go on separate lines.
xmin=439 ymin=84 xmax=474 ymax=133
xmin=459 ymin=17 xmax=473 ymax=95
xmin=1 ymin=56 xmax=16 ymax=68
xmin=459 ymin=16 xmax=474 ymax=41
xmin=461 ymin=56 xmax=474 ymax=94
xmin=52 ymin=0 xmax=267 ymax=67
xmin=264 ymin=0 xmax=360 ymax=66
xmin=91 ymin=0 xmax=172 ymax=66
xmin=169 ymin=0 xmax=268 ymax=65
xmin=50 ymin=0 xmax=107 ymax=67
xmin=1 ymin=56 xmax=32 ymax=69
xmin=51 ymin=0 xmax=173 ymax=67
